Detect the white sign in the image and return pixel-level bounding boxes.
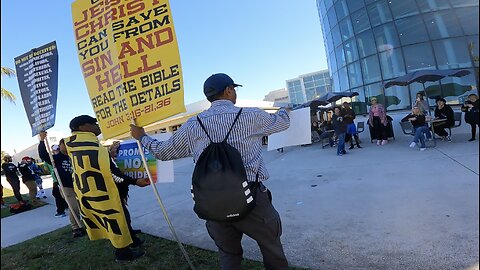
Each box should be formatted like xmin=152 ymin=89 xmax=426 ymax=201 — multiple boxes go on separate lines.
xmin=267 ymin=107 xmax=311 ymax=151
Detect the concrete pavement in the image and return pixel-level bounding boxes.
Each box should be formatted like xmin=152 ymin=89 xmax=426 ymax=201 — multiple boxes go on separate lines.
xmin=2 ymin=111 xmax=479 ymax=269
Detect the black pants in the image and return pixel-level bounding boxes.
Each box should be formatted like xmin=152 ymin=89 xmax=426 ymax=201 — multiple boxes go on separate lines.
xmin=468 ymin=122 xmax=479 ymax=139
xmin=372 ymin=116 xmax=387 ymax=140
xmin=205 ymin=187 xmax=289 ymax=270
xmin=433 ymin=121 xmax=451 ymax=137
xmin=6 ymin=177 xmax=24 ymax=202
xmin=52 ymin=183 xmax=67 ymax=214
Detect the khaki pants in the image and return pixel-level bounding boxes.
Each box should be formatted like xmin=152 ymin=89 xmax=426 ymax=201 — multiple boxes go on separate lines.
xmin=61 ymin=187 xmax=82 ymax=230
xmin=23 ymin=180 xmax=38 ymax=204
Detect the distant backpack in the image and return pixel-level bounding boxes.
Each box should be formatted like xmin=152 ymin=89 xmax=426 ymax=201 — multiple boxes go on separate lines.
xmin=191 ymin=108 xmax=257 ymax=222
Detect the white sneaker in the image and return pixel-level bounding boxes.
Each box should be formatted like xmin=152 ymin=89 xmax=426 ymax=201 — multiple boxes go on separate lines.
xmin=377 ymin=140 xmax=381 ymax=145
xmin=409 ymin=142 xmax=416 ymax=148
xmin=420 ymin=148 xmax=426 ymax=151
xmin=40 ymin=189 xmax=47 ymax=199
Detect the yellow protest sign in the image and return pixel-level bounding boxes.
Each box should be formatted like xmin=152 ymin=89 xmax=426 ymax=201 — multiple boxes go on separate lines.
xmin=71 ymin=0 xmax=186 ymax=139
xmin=65 ymin=131 xmax=132 ymax=248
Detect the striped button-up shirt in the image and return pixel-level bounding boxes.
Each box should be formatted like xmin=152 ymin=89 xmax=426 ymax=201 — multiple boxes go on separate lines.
xmin=141 ymin=100 xmax=290 ymax=182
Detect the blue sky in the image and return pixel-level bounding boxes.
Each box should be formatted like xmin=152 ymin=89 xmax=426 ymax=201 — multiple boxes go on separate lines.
xmin=1 ymin=1 xmax=327 ymax=155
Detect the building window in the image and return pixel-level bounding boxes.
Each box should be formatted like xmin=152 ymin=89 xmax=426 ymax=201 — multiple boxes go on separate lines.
xmin=335 ymin=0 xmax=349 ymax=21
xmin=348 ymin=61 xmax=364 ymax=88
xmin=324 ymin=0 xmax=334 ymax=10
xmin=327 ymin=5 xmax=338 ymax=27
xmin=373 ymin=22 xmax=401 ymax=51
xmin=388 ymin=0 xmax=420 ymax=19
xmin=329 ymin=51 xmax=338 ymax=72
xmin=436 ymin=69 xmax=477 ymax=104
xmin=346 ymin=0 xmax=365 ymax=13
xmin=357 ymin=30 xmax=377 ymax=58
xmin=332 ymin=25 xmax=342 ymax=48
xmin=326 ymin=32 xmax=334 ymax=53
xmin=379 ymin=47 xmax=406 ymax=80
xmin=344 ymin=38 xmax=359 ymax=64
xmin=351 ymin=8 xmax=370 ymax=34
xmin=332 ymin=72 xmax=340 ymax=92
xmin=433 ymin=37 xmax=471 ymax=69
xmin=350 ymin=86 xmax=367 ymax=114
xmin=317 ymin=0 xmax=327 ymax=18
xmin=455 ymin=7 xmax=479 ymax=36
xmin=395 ymin=15 xmax=429 ymax=46
xmin=336 ymin=46 xmax=347 ymax=68
xmin=423 ymin=10 xmax=464 ymax=40
xmin=288 ymin=80 xmax=305 ymax=104
xmin=339 ymin=17 xmax=354 ymax=41
xmin=416 ymin=0 xmax=451 ymax=12
xmin=364 ymin=82 xmax=386 ymax=106
xmin=338 ymin=66 xmax=350 ymax=91
xmin=367 ymin=0 xmax=393 ymax=27
xmin=403 ymin=42 xmax=436 ymax=72
xmin=361 ymin=55 xmax=382 ymax=84
xmin=384 ymin=84 xmax=411 ymax=110
xmin=449 ymin=0 xmax=478 ymax=8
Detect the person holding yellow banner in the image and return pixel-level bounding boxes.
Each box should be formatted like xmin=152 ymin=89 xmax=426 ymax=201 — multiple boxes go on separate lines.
xmin=131 ymin=73 xmax=291 ymax=269
xmin=65 ymin=115 xmax=144 ymax=262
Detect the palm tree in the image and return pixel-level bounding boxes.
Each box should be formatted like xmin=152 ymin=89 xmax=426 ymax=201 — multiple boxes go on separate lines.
xmin=1 ymin=67 xmax=16 ymax=104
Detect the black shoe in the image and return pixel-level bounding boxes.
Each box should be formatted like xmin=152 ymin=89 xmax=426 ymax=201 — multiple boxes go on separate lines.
xmin=342 ymin=150 xmax=347 ymax=154
xmin=72 ymin=229 xmax=84 ymax=238
xmin=130 ymin=237 xmax=144 ymax=248
xmin=115 ymin=249 xmax=145 ymax=262
xmin=132 ymin=229 xmax=142 ymax=234
xmin=356 ymin=144 xmax=362 ymax=148
xmin=349 ymin=145 xmax=354 ymax=150
xmin=468 ymin=138 xmax=475 ymax=142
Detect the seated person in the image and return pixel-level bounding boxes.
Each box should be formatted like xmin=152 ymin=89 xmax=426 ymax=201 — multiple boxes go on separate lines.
xmin=433 ymin=98 xmax=454 ymax=141
xmin=401 ymin=106 xmax=431 ymax=151
xmin=318 ymin=118 xmax=335 ymax=147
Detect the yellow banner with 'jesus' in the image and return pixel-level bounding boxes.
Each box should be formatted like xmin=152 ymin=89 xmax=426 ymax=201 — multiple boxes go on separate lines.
xmin=71 ymin=0 xmax=186 ymax=140
xmin=65 ymin=131 xmax=132 ymax=248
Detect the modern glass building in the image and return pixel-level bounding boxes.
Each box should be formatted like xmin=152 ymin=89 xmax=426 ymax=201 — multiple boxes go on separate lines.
xmin=316 ymin=0 xmax=479 ymax=113
xmin=286 ymin=69 xmax=332 ymax=104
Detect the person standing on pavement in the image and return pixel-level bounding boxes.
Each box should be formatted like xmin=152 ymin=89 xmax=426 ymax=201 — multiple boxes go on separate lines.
xmin=26 ymin=158 xmax=47 ymax=199
xmin=17 ymin=158 xmax=39 ymax=206
xmin=341 ymin=102 xmax=362 ymax=150
xmin=108 ymin=141 xmax=150 ymax=248
xmin=2 ymin=155 xmax=26 ymax=204
xmin=461 ymin=94 xmax=479 ymax=141
xmin=332 ymin=107 xmax=347 ymax=156
xmin=65 ymin=115 xmax=144 ymax=262
xmin=44 ymin=154 xmax=68 ymax=218
xmin=130 ymin=73 xmax=290 ymax=270
xmin=38 ymin=133 xmax=84 ymax=236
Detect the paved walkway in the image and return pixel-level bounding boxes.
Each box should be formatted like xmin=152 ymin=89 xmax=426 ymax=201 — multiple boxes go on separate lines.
xmin=2 ymin=112 xmax=479 ymax=269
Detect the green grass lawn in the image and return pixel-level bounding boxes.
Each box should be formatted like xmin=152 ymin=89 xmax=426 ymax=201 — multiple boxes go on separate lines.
xmin=1 ymin=226 xmax=306 ymax=270
xmin=1 ymin=187 xmax=47 ymax=218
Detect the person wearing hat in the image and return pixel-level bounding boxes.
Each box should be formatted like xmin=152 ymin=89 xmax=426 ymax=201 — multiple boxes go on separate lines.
xmin=2 ymin=155 xmax=25 ymax=204
xmin=17 ymin=157 xmax=40 ymax=205
xmin=433 ymin=97 xmax=454 ymax=142
xmin=130 ymin=73 xmax=291 ymax=269
xmin=65 ymin=115 xmax=144 ymax=261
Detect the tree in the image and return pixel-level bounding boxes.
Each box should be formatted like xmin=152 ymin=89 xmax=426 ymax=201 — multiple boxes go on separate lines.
xmin=1 ymin=67 xmax=16 ymax=104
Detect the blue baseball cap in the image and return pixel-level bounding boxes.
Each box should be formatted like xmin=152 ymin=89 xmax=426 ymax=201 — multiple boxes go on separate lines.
xmin=203 ymin=73 xmax=242 ymax=98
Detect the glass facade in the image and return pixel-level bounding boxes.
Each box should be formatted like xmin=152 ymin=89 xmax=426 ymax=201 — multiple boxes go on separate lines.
xmin=286 ymin=70 xmax=332 ymax=104
xmin=317 ymin=0 xmax=479 ymax=114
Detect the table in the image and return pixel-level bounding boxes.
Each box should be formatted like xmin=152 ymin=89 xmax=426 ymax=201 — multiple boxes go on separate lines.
xmin=427 ymin=118 xmax=447 ymax=147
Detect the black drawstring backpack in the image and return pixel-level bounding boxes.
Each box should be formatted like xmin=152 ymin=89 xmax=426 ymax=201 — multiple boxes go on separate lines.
xmin=191 ymin=108 xmax=257 ymax=222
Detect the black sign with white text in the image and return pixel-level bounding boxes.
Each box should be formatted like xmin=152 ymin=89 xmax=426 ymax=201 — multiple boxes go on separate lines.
xmin=14 ymin=41 xmax=58 ymax=136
